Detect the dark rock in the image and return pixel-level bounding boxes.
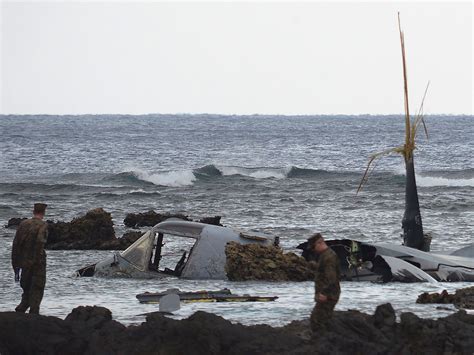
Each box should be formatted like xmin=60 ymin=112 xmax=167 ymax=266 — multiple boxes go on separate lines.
xmin=417 ymin=289 xmax=453 ymax=304
xmin=45 ymin=209 xmax=144 ymax=250
xmin=373 ymin=303 xmax=396 ymax=328
xmin=46 ymin=208 xmax=119 ymax=250
xmin=198 ymin=216 xmax=223 ymax=226
xmin=65 ymin=305 xmax=112 ymax=327
xmin=46 ymin=208 xmax=115 ymax=249
xmin=124 ymin=210 xmax=224 ymax=228
xmin=225 ymin=241 xmax=315 ymax=281
xmin=123 ymin=210 xmax=192 ymax=228
xmin=416 ymin=287 xmax=474 ymax=309
xmin=453 ymin=287 xmax=474 ymax=309
xmin=4 ymin=217 xmax=27 ymax=228
xmin=1 ymin=304 xmax=473 ymax=355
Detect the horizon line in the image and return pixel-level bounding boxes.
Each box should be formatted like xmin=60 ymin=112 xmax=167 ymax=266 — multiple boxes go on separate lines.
xmin=0 ymin=112 xmax=472 ymax=117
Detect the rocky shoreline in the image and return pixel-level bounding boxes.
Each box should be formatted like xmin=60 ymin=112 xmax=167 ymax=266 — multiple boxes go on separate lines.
xmin=0 ymin=304 xmax=473 ymax=354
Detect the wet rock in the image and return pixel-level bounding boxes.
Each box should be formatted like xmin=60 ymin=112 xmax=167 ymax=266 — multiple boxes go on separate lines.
xmin=123 ymin=210 xmax=223 ymax=228
xmin=416 ymin=287 xmax=474 ymax=309
xmin=417 ymin=289 xmax=454 ymax=304
xmin=123 ymin=210 xmax=192 ymax=228
xmin=46 ymin=208 xmax=116 ymax=250
xmin=225 ymin=242 xmax=315 ymax=281
xmin=4 ymin=217 xmax=27 ymax=228
xmin=1 ymin=304 xmax=473 ymax=355
xmin=198 ymin=216 xmax=223 ymax=226
xmin=373 ymin=303 xmax=396 ymax=328
xmin=65 ymin=305 xmax=112 ymax=328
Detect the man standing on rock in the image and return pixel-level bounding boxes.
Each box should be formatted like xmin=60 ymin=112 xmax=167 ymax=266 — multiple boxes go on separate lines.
xmin=308 ymin=233 xmax=341 ymax=332
xmin=11 ymin=203 xmax=48 ymax=314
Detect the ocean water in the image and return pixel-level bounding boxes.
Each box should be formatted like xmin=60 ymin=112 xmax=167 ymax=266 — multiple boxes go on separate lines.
xmin=0 ymin=114 xmax=472 ymax=325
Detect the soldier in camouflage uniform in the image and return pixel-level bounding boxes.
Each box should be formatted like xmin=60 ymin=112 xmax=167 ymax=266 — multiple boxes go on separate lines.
xmin=11 ymin=203 xmax=48 ymax=314
xmin=308 ymin=233 xmax=341 ymax=332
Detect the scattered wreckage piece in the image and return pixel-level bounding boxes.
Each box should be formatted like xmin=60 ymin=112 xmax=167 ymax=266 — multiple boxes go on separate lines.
xmin=298 ymin=239 xmax=474 ymax=283
xmin=136 ymin=288 xmax=278 ymax=304
xmin=76 ymin=219 xmax=276 ymax=279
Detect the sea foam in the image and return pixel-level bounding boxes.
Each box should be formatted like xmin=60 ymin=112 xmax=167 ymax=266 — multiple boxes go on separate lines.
xmin=218 ymin=166 xmax=289 ymax=179
xmin=133 ymin=169 xmax=196 ymax=187
xmin=416 ymin=175 xmax=474 ymax=187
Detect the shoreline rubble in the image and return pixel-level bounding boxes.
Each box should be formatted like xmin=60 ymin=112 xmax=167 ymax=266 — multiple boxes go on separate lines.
xmin=0 ymin=303 xmax=473 ymax=354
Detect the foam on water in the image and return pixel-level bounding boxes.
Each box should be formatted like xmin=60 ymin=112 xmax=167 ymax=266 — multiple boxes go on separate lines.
xmin=0 ymin=115 xmax=472 ymax=324
xmin=416 ymin=175 xmax=474 ymax=187
xmin=218 ymin=166 xmax=289 ymax=179
xmin=0 ymin=236 xmax=470 ymax=326
xmin=133 ymin=169 xmax=196 ymax=187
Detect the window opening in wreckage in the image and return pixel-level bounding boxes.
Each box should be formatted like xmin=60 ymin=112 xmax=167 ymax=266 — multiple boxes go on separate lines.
xmin=148 ymin=232 xmax=197 ymax=276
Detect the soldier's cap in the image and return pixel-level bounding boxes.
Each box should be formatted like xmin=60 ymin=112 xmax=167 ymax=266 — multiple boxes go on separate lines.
xmin=306 ymin=233 xmax=323 ymax=250
xmin=33 ymin=203 xmax=47 ymax=214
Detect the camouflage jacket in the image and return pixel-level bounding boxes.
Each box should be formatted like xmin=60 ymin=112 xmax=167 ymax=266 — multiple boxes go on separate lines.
xmin=11 ymin=218 xmax=48 ymax=269
xmin=314 ymin=247 xmax=341 ymax=301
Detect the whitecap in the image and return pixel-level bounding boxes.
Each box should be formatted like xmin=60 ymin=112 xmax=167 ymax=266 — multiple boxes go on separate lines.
xmin=133 ymin=169 xmax=196 ymax=187
xmin=218 ymin=166 xmax=289 ymax=179
xmin=416 ymin=175 xmax=474 ymax=187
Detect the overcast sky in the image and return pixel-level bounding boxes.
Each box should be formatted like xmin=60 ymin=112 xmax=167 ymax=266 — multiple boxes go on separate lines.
xmin=1 ymin=1 xmax=472 ymax=115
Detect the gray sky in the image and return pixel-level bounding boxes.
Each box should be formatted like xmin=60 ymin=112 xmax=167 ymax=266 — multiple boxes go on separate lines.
xmin=1 ymin=1 xmax=472 ymax=115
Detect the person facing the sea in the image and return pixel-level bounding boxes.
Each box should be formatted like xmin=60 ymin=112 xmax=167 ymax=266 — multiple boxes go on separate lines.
xmin=308 ymin=233 xmax=341 ymax=332
xmin=11 ymin=203 xmax=48 ymax=314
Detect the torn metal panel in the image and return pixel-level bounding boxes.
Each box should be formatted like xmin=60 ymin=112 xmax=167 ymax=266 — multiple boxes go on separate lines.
xmin=381 ymin=256 xmax=437 ymax=283
xmin=298 ymin=239 xmax=474 ymax=283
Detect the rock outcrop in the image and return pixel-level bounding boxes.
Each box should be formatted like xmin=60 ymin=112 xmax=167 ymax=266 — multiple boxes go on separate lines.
xmin=123 ymin=210 xmax=223 ymax=228
xmin=0 ymin=304 xmax=473 ymax=354
xmin=225 ymin=242 xmax=314 ymax=281
xmin=198 ymin=216 xmax=223 ymax=226
xmin=46 ymin=208 xmax=116 ymax=250
xmin=124 ymin=210 xmax=192 ymax=228
xmin=417 ymin=286 xmax=474 ymax=309
xmin=45 ymin=209 xmax=141 ymax=250
xmin=4 ymin=217 xmax=27 ymax=228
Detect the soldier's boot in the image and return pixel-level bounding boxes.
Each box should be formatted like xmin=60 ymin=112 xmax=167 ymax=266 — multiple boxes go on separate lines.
xmin=29 ymin=306 xmax=40 ymax=314
xmin=15 ymin=302 xmax=29 ymax=313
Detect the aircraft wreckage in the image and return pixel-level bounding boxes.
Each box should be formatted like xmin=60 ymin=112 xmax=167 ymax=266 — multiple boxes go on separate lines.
xmin=76 ymin=218 xmax=473 ymax=282
xmin=77 ymin=219 xmax=276 ymax=279
xmin=297 ymin=240 xmax=474 ymax=283
xmin=77 ymin=15 xmax=473 ymax=283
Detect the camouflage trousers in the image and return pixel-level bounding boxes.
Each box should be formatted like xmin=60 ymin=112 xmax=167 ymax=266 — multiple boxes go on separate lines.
xmin=15 ymin=266 xmax=46 ymax=314
xmin=310 ymin=300 xmax=337 ymax=332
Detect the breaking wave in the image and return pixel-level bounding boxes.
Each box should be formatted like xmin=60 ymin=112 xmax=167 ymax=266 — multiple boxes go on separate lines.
xmin=133 ymin=169 xmax=196 ymax=187
xmin=98 ymin=166 xmax=474 ymax=188
xmin=416 ymin=175 xmax=474 ymax=187
xmin=218 ymin=166 xmax=289 ymax=179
